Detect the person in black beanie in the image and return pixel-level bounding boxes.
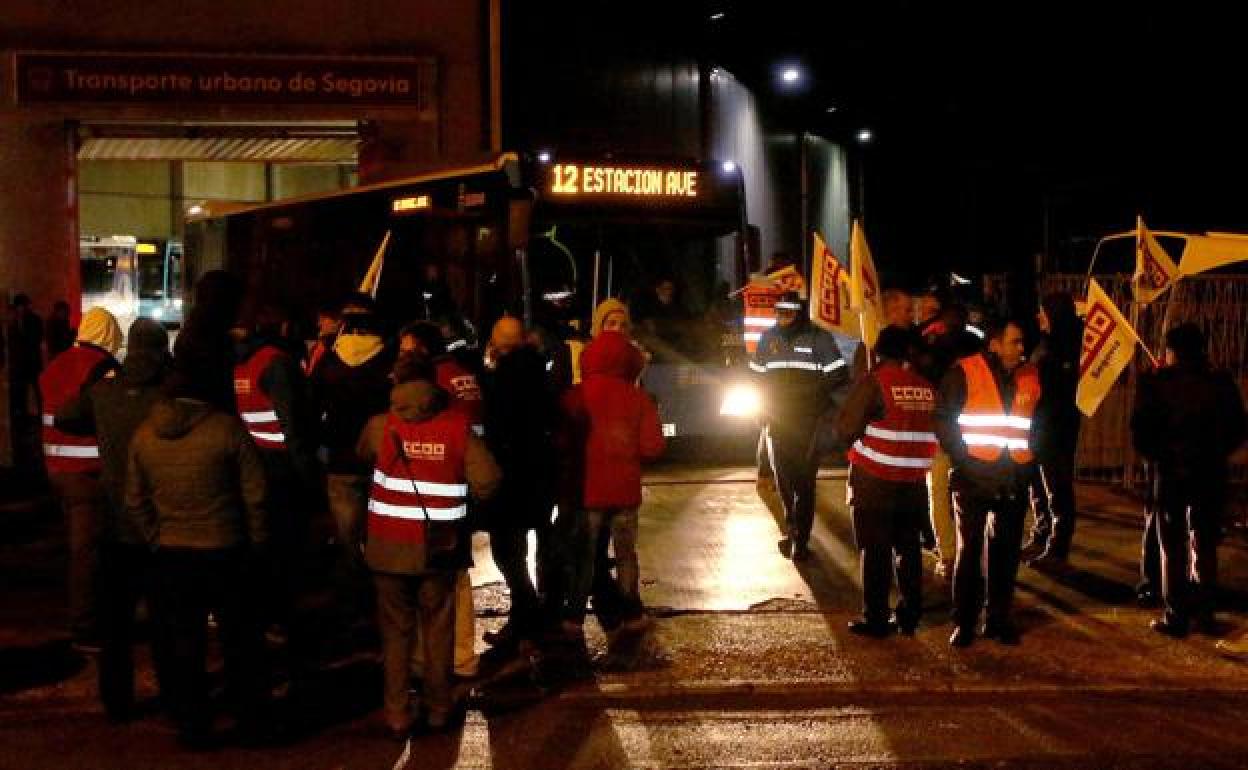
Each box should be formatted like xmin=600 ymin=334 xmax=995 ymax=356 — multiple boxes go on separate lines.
xmin=172 ymin=271 xmax=243 ymax=413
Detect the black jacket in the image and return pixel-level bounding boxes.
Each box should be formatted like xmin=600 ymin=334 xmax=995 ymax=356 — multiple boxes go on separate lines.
xmin=311 ymin=338 xmax=396 ymax=475
xmin=479 ymin=345 xmax=559 ymax=529
xmin=1131 ymin=361 xmax=1247 ymax=481
xmin=934 ymin=353 xmax=1039 ymax=498
xmin=751 ymin=319 xmax=848 ymax=435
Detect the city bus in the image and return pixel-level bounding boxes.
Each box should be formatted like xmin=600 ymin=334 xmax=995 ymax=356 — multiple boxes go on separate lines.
xmin=80 ymin=235 xmax=184 ymax=329
xmin=184 ymin=152 xmax=756 ymax=445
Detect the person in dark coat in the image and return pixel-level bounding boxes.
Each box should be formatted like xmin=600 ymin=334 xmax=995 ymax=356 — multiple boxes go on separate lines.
xmin=310 ymin=298 xmax=395 ymax=619
xmin=56 ymin=319 xmax=171 ymax=720
xmin=172 ymin=271 xmax=243 ymax=413
xmin=1025 ymin=291 xmax=1084 ymax=565
xmin=478 ymin=316 xmax=560 ymax=648
xmin=1131 ymin=323 xmax=1247 ymax=638
xmin=125 ymin=373 xmax=269 ymax=748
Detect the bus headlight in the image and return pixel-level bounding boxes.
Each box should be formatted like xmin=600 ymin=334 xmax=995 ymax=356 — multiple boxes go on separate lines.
xmin=719 ymin=384 xmax=762 ymax=418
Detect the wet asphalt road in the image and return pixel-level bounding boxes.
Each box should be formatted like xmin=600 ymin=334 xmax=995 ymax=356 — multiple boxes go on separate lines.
xmin=3 ymin=465 xmax=1248 ymax=768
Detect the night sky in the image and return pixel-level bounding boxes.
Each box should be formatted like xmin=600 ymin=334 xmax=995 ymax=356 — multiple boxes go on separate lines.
xmin=698 ymin=0 xmax=1248 ymax=283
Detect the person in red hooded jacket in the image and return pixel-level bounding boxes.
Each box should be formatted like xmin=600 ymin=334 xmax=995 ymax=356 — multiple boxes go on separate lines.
xmin=559 ymin=330 xmax=665 ymax=638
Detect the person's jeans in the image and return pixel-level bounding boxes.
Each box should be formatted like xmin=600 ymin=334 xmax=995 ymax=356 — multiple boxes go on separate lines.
xmin=49 ymin=472 xmax=106 ymax=639
xmin=849 ymin=470 xmax=925 ymax=627
xmin=951 ymin=488 xmax=1028 ymax=629
xmin=152 ymin=548 xmax=265 ymax=735
xmin=374 ymin=570 xmax=456 ymax=722
xmin=766 ymin=426 xmax=818 ymax=548
xmin=326 ymin=473 xmax=372 ymax=617
xmin=926 ymin=451 xmax=955 ymax=563
xmin=98 ymin=542 xmax=167 ymax=718
xmin=489 ymin=528 xmax=542 ymax=639
xmin=1156 ymin=473 xmax=1224 ymax=626
xmin=564 ymin=507 xmax=643 ymax=625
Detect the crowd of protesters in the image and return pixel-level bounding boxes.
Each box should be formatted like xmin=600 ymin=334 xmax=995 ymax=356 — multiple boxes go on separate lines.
xmin=8 ymin=267 xmax=1248 ymax=749
xmin=21 ymin=272 xmax=663 ymax=747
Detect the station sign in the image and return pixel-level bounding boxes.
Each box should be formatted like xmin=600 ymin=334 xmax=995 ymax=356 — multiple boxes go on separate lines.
xmin=546 ymin=162 xmax=700 ymax=201
xmin=13 ymin=52 xmax=436 ymax=110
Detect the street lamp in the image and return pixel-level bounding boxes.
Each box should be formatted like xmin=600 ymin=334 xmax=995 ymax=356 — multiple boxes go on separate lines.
xmin=781 ymin=67 xmax=802 ymax=85
xmin=537 ymin=150 xmax=552 ymax=163
xmin=721 ymin=160 xmax=737 ymax=174
xmin=856 ymin=128 xmax=873 ymax=144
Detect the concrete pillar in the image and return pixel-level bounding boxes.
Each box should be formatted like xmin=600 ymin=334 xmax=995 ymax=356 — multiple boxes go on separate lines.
xmin=0 ymin=117 xmax=78 ymax=320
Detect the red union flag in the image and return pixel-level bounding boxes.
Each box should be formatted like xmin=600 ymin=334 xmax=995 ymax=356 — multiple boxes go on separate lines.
xmin=1133 ymin=216 xmax=1179 ymax=304
xmin=1077 ymin=278 xmax=1141 ymax=416
xmin=809 ymin=232 xmax=856 ymax=335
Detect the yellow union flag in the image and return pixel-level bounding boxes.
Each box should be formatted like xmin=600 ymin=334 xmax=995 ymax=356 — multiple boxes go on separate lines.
xmin=809 ymin=232 xmax=856 ymax=335
xmin=1077 ymin=278 xmax=1142 ymax=417
xmin=850 ymin=220 xmax=882 ymax=348
xmin=1133 ymin=216 xmax=1179 ymax=304
xmin=1178 ymin=232 xmax=1248 ymax=276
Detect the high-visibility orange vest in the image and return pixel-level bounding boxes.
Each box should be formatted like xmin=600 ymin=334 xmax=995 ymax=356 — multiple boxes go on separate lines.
xmin=367 ymin=410 xmax=471 ymax=545
xmin=234 ymin=345 xmax=289 ymax=451
xmin=39 ymin=345 xmax=113 ymax=473
xmin=848 ymin=362 xmax=938 ymax=482
xmin=741 ymin=284 xmax=784 ymax=354
xmin=956 ymin=353 xmax=1040 ymax=464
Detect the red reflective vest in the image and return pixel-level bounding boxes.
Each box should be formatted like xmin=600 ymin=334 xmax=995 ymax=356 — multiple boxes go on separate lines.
xmin=956 ymin=354 xmax=1041 ymax=464
xmin=40 ymin=345 xmax=113 ymax=474
xmin=848 ymin=362 xmax=938 ymax=482
xmin=234 ymin=345 xmax=289 ymax=451
xmin=367 ymin=409 xmax=471 ymax=545
xmin=434 ymin=357 xmax=484 ymax=436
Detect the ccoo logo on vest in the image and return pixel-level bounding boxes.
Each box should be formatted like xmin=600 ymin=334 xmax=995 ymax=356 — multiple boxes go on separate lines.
xmin=234 ymin=379 xmax=251 ymax=395
xmin=890 ymin=385 xmax=935 ymax=412
xmin=403 ymin=441 xmax=446 ymax=460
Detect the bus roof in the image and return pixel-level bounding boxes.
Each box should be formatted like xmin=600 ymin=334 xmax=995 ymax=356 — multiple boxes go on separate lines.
xmin=189 ymin=152 xmax=520 ymax=221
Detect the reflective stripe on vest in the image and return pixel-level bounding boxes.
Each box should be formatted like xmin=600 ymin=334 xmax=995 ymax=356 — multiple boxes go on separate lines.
xmin=956 ymin=354 xmax=1040 ymax=464
xmin=234 ymin=346 xmax=288 ymax=451
xmin=39 ymin=345 xmax=110 ymax=473
xmin=755 ymin=358 xmax=846 ymax=373
xmin=366 ymin=410 xmax=471 ymax=545
xmin=847 ymin=363 xmax=938 ymax=482
xmin=42 ymin=443 xmax=101 ymax=458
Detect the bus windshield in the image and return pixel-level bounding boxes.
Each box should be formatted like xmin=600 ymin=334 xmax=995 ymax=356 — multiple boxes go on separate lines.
xmin=138 ymin=252 xmax=166 ymax=299
xmin=81 ymin=257 xmax=116 ymax=296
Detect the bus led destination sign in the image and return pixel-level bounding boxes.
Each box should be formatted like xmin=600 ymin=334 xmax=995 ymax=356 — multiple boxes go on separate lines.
xmin=549 ymin=163 xmax=698 ymax=199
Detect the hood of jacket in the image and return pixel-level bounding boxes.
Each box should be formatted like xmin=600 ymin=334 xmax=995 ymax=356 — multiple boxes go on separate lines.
xmin=150 ymin=397 xmax=214 ymax=440
xmin=390 ymin=380 xmax=446 ymax=422
xmin=591 ymin=298 xmax=631 ymax=338
xmin=581 ymin=330 xmax=643 ymax=382
xmin=122 ymin=318 xmax=171 ymax=386
xmin=334 ymin=332 xmax=386 ymax=367
xmin=77 ymin=307 xmax=124 ymax=355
